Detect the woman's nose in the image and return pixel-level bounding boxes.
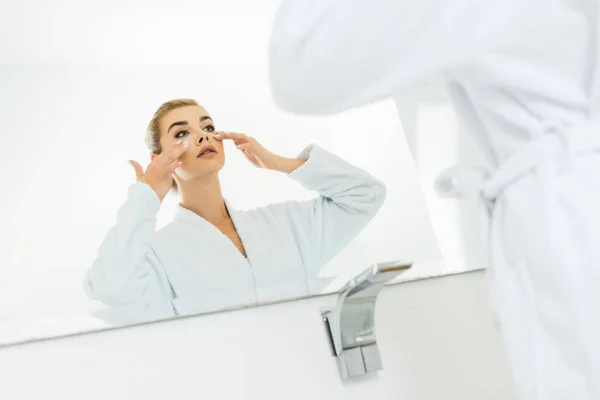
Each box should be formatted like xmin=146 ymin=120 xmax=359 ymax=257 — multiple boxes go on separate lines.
xmin=195 ymin=133 xmax=210 ymax=145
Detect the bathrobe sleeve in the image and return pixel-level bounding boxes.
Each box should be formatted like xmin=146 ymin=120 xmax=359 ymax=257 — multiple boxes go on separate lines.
xmin=281 ymin=144 xmax=386 ymax=278
xmin=83 ymin=182 xmax=174 ymax=318
xmin=268 ymin=0 xmax=530 ymax=115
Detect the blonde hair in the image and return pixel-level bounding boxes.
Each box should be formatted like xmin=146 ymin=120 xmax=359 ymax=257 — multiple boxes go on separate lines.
xmin=145 ymin=98 xmax=200 ymax=192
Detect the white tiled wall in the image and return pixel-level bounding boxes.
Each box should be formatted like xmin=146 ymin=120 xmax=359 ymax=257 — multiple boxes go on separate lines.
xmin=0 ymin=271 xmax=516 ymax=400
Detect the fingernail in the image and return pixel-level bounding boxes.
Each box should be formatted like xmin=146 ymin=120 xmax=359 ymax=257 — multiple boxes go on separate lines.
xmin=214 ymin=133 xmax=222 ymax=139
xmin=176 ymin=139 xmax=182 ymax=144
xmin=183 ymin=141 xmax=189 ymax=148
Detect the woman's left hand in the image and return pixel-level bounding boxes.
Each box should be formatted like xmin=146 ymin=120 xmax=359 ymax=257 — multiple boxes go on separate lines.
xmin=215 ymin=131 xmax=306 ymax=173
xmin=215 ymin=132 xmax=280 ymax=170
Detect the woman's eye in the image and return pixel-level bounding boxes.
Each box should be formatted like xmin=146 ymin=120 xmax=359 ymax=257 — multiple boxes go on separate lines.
xmin=175 ymin=130 xmax=190 ymax=138
xmin=203 ymin=125 xmax=215 ymax=133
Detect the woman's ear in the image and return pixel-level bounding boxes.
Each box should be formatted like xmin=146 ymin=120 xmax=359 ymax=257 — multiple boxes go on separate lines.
xmin=151 ymin=153 xmax=157 ymax=162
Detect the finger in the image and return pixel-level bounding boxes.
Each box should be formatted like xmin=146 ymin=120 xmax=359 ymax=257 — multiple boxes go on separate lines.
xmin=128 ymin=160 xmax=144 ymax=181
xmin=237 ymin=135 xmax=257 ymax=146
xmin=221 ymin=131 xmax=249 ymax=142
xmin=236 ymin=143 xmax=253 ymax=151
xmin=167 ymin=160 xmax=183 ymax=173
xmin=161 ymin=140 xmax=190 ymax=164
xmin=243 ymin=149 xmax=259 ymax=162
xmin=213 ymin=131 xmax=224 ymax=141
xmin=248 ymin=150 xmax=264 ymax=164
xmin=243 ymin=150 xmax=264 ymax=168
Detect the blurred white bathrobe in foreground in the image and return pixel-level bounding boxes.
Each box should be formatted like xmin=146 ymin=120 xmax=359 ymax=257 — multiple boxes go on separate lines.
xmin=269 ymin=1 xmax=600 ymax=399
xmin=84 ymin=145 xmax=386 ymax=322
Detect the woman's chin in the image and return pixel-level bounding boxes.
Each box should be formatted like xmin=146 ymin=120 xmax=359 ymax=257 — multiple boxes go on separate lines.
xmin=194 ymin=162 xmax=225 ymax=174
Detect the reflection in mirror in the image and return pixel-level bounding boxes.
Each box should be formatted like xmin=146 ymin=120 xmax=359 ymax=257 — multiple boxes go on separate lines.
xmin=393 ymin=82 xmax=491 ymax=275
xmin=0 ymin=2 xmax=443 ymax=346
xmin=85 ymin=97 xmax=388 ymax=322
xmin=0 ymin=65 xmax=441 ymax=344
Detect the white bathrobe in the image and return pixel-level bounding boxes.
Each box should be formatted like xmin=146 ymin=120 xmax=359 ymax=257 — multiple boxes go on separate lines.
xmin=269 ymin=1 xmax=600 ymax=399
xmin=84 ymin=144 xmax=386 ymax=322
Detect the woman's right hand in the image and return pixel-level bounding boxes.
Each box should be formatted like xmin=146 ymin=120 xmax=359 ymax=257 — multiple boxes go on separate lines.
xmin=128 ymin=140 xmax=189 ymax=202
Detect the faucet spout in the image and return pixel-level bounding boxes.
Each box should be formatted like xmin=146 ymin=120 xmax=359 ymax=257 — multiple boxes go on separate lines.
xmin=321 ymin=260 xmax=412 ymax=379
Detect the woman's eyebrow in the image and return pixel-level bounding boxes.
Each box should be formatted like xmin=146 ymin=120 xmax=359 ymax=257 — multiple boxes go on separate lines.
xmin=168 ymin=121 xmax=188 ymax=133
xmin=168 ymin=116 xmax=212 ymax=133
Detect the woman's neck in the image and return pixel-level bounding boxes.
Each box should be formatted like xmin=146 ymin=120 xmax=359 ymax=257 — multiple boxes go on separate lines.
xmin=179 ymin=175 xmax=229 ymax=224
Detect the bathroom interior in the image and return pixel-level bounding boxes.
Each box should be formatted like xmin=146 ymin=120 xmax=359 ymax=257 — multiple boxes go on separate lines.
xmin=0 ymin=1 xmax=515 ymax=398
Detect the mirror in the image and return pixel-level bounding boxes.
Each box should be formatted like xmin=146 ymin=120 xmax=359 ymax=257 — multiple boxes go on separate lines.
xmin=0 ymin=1 xmax=443 ymax=346
xmin=393 ymin=82 xmax=491 ymax=274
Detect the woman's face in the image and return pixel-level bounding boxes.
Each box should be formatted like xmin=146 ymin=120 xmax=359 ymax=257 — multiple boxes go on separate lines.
xmin=157 ymin=105 xmax=225 ymax=181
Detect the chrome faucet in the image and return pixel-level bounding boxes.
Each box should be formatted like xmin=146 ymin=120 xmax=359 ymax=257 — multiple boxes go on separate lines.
xmin=321 ymin=260 xmax=412 ymax=379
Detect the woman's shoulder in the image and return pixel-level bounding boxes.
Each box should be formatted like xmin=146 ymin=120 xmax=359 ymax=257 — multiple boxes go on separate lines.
xmin=150 ymin=219 xmax=189 ymax=246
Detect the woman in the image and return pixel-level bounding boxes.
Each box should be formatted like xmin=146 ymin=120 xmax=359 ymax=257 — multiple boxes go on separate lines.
xmin=83 ymin=99 xmax=386 ymax=321
xmin=268 ymin=1 xmax=600 ymax=399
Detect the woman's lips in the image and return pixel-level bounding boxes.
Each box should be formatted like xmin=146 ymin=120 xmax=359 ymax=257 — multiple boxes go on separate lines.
xmin=197 ymin=145 xmax=217 ymax=157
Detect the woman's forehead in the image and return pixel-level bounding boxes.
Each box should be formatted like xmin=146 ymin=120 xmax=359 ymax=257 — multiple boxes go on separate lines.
xmin=159 ymin=105 xmax=211 ymax=133
xmin=164 ymin=105 xmax=210 ymax=122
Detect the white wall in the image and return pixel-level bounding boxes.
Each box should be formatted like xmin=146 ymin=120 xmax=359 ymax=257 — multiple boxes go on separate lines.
xmin=0 ymin=271 xmax=516 ymax=400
